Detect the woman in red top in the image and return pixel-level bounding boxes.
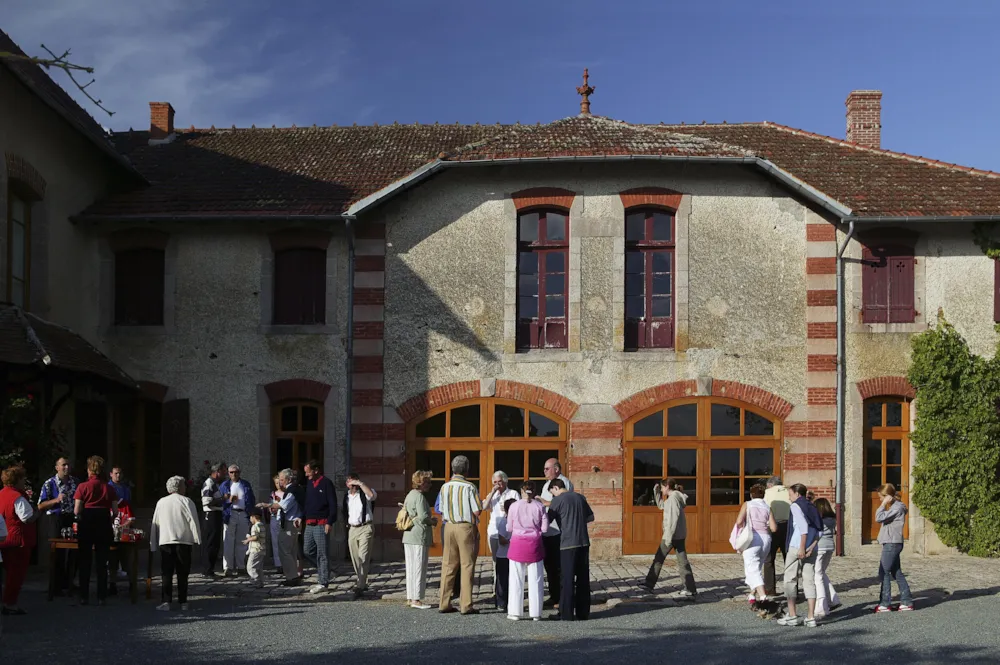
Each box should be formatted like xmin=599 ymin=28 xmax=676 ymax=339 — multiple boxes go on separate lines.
xmin=0 ymin=465 xmax=38 ymax=615
xmin=73 ymin=456 xmax=118 ymax=605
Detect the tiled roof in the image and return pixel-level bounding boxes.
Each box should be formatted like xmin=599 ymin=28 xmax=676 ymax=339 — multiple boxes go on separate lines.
xmin=84 ymin=124 xmax=504 ymax=217
xmin=81 ymin=113 xmax=1000 ymax=219
xmin=663 ymin=122 xmax=1000 ymax=217
xmin=444 ymin=115 xmax=750 ymax=161
xmin=0 ymin=305 xmax=137 ymax=390
xmin=0 ymin=30 xmax=140 ymax=178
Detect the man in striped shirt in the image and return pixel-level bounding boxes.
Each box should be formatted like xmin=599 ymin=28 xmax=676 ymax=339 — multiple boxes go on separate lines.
xmin=437 ymin=455 xmax=482 ymax=615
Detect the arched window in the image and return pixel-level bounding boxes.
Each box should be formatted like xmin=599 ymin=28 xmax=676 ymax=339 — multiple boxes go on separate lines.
xmin=407 ymin=398 xmax=568 ymax=556
xmin=517 ymin=209 xmax=568 ymax=350
xmin=624 ymin=207 xmax=675 ymax=349
xmin=272 ymin=401 xmax=324 ymax=474
xmin=624 ymin=396 xmax=781 ymax=554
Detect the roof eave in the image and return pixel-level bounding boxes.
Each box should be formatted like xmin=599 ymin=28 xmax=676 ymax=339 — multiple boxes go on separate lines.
xmin=346 ymin=155 xmax=855 ymax=220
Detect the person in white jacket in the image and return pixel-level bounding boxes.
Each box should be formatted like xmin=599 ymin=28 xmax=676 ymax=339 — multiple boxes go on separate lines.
xmin=150 ymin=476 xmax=202 ymax=611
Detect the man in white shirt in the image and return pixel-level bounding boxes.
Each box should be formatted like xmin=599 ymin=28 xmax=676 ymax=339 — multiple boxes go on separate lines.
xmin=200 ymin=462 xmax=226 ymax=577
xmin=343 ymin=473 xmax=377 ymax=598
xmin=539 ymin=458 xmax=573 ymax=608
xmin=219 ymin=464 xmax=255 ymax=576
xmin=483 ymin=470 xmax=519 ymax=612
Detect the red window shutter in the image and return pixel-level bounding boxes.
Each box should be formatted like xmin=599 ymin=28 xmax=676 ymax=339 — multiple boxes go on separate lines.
xmin=274 ymin=248 xmax=326 ymax=324
xmin=114 ymin=248 xmax=164 ymax=325
xmin=862 ymin=250 xmax=888 ymax=324
xmin=995 ymin=259 xmax=1000 ymax=323
xmin=888 ymin=256 xmax=915 ymax=323
xmin=543 ymin=320 xmax=566 ymax=348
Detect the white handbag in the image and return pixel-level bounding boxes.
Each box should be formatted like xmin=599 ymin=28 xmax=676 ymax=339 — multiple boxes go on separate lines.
xmin=730 ymin=509 xmax=755 ymax=553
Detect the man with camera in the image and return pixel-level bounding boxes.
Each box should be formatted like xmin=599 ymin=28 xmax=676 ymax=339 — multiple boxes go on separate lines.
xmin=641 ymin=478 xmax=697 ymax=599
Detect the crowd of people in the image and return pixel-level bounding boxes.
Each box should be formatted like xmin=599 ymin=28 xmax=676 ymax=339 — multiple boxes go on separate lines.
xmin=0 ymin=454 xmax=915 ymax=625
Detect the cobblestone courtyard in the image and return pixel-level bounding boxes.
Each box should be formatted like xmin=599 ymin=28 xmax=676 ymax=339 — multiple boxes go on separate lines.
xmin=33 ymin=550 xmax=996 ymax=608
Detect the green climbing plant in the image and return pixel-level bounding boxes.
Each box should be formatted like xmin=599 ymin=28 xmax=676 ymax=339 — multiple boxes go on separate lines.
xmin=908 ymin=313 xmax=1000 ymax=557
xmin=972 ymin=221 xmax=1000 ymax=260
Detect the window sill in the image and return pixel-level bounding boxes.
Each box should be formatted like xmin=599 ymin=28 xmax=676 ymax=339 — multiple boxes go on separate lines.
xmin=849 ymin=322 xmax=928 ymax=335
xmin=104 ymin=325 xmax=169 ymax=337
xmin=613 ymin=349 xmax=682 ymax=362
xmin=260 ymin=324 xmax=340 ymax=335
xmin=504 ymin=350 xmax=584 ymax=363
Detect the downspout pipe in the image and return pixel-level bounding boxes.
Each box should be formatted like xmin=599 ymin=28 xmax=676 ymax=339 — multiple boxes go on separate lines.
xmin=835 ymin=219 xmax=856 ymax=556
xmin=344 ymin=215 xmax=357 ymax=476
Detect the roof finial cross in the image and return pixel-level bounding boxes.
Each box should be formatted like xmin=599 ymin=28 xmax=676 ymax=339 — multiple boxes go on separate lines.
xmin=576 ymin=68 xmax=595 ymax=116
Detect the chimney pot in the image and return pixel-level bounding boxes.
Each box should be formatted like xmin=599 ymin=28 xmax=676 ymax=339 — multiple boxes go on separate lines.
xmin=149 ymin=102 xmax=175 ymax=140
xmin=845 ymin=90 xmax=881 ymax=149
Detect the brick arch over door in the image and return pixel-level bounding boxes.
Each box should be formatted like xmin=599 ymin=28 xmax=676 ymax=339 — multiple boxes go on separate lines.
xmin=264 ymin=378 xmax=332 ymax=404
xmin=856 ymin=376 xmax=916 ymax=400
xmin=615 ymin=379 xmax=794 ymax=421
xmin=396 ymin=380 xmax=580 ymax=423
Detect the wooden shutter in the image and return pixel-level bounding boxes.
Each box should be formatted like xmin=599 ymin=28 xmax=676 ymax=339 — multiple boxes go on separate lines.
xmin=888 ymin=256 xmax=915 ymax=323
xmin=274 ymin=248 xmax=326 ymax=324
xmin=115 ymin=249 xmax=165 ymax=325
xmin=862 ymin=249 xmax=889 ymax=324
xmin=160 ymin=398 xmax=190 ymax=481
xmin=995 ymin=259 xmax=1000 ymax=323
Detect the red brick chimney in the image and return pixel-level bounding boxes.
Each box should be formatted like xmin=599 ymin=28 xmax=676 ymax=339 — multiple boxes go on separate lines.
xmin=149 ymin=102 xmax=175 ymax=140
xmin=845 ymin=90 xmax=882 ymax=149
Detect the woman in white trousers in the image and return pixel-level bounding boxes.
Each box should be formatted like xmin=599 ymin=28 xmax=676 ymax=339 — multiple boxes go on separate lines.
xmin=736 ymin=483 xmax=778 ymax=603
xmin=402 ymin=471 xmax=437 ymax=609
xmin=506 ymin=482 xmax=549 ymax=621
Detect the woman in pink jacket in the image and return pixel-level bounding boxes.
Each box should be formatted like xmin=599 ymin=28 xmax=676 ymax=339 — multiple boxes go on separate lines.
xmin=506 ymin=481 xmax=549 ymax=621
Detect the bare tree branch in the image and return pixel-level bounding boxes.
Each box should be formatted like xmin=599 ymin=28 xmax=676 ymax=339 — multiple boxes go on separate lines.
xmin=0 ymin=44 xmax=114 ymax=117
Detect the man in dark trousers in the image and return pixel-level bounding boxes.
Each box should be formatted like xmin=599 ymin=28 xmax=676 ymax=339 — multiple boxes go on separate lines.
xmin=302 ymin=459 xmax=337 ymax=594
xmin=547 ymin=479 xmax=594 ymax=621
xmin=200 ymin=462 xmax=226 ymax=577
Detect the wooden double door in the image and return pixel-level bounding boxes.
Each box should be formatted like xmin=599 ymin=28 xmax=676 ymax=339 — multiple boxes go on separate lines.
xmin=409 ymin=443 xmax=564 ymax=556
xmin=625 ymin=442 xmax=779 ymax=554
xmin=862 ymin=398 xmax=910 ymax=542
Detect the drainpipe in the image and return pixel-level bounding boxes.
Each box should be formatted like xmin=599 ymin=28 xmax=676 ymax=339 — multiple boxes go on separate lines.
xmin=344 ymin=215 xmax=357 ymax=476
xmin=835 ymin=219 xmax=856 ymax=556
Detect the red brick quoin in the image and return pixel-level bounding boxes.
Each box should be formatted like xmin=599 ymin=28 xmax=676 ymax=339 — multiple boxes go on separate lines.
xmin=856 ymin=376 xmax=916 ymax=400
xmin=395 ymin=380 xmax=580 ymax=423
xmin=264 ymin=379 xmax=332 ymax=404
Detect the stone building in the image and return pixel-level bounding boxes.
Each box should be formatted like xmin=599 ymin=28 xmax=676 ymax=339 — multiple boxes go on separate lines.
xmin=4 ymin=42 xmax=999 ymax=560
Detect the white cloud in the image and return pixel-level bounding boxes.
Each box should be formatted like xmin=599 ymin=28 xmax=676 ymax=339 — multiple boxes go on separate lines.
xmin=3 ymin=0 xmax=349 ymax=131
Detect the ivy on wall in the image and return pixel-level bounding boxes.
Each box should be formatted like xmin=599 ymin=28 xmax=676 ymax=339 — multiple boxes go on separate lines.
xmin=972 ymin=221 xmax=1000 ymax=260
xmin=908 ymin=313 xmax=1000 ymax=557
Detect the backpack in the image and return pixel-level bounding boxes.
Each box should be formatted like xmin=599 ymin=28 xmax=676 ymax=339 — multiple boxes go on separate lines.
xmin=395 ymin=504 xmax=414 ymax=532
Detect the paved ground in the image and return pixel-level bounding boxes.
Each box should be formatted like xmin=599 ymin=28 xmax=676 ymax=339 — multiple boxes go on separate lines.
xmin=4 ymin=552 xmax=1000 ymax=663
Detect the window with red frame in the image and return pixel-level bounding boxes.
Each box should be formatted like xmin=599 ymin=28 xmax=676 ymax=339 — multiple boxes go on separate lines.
xmin=624 ymin=208 xmax=675 ymax=349
xmin=861 ymin=242 xmax=915 ymax=324
xmin=274 ymin=247 xmax=326 ymax=325
xmin=516 ymin=209 xmax=568 ymax=350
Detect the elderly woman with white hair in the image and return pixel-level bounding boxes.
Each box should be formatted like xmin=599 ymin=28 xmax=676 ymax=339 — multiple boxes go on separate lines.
xmin=483 ymin=470 xmax=519 ymax=612
xmin=150 ymin=475 xmax=202 ymax=611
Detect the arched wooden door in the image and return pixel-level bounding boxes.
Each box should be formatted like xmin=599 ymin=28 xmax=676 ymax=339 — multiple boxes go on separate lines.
xmin=862 ymin=397 xmax=910 ymax=542
xmin=624 ymin=397 xmax=782 ymax=554
xmin=406 ymin=398 xmax=568 ymax=556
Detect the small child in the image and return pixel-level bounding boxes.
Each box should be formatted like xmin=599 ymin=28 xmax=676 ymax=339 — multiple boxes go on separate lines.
xmin=244 ymin=507 xmax=266 ymax=588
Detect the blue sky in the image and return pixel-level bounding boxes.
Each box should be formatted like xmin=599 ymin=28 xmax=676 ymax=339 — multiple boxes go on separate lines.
xmin=5 ymin=0 xmax=1000 ymax=170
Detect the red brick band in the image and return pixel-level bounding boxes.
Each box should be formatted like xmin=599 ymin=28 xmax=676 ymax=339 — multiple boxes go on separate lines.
xmin=619 ymin=187 xmax=683 ymax=211
xmin=264 ymin=378 xmax=332 ymax=404
xmin=856 ymin=376 xmax=915 ymax=400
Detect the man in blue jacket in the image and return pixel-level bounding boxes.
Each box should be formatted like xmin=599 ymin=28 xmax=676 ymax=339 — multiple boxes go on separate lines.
xmin=302 ymin=459 xmax=337 ymax=594
xmin=219 ymin=464 xmax=255 ymax=576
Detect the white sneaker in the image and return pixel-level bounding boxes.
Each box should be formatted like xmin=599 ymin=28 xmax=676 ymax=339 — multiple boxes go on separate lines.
xmin=308 ymin=584 xmax=327 ymax=594
xmin=507 ymin=615 xmax=520 ymax=621
xmin=117 ymin=570 xmax=129 ymax=579
xmin=532 ymin=617 xmax=541 ymax=622
xmin=777 ymin=614 xmax=803 ymax=626
xmin=411 ymin=602 xmax=432 ymax=610
xmin=804 ymin=617 xmax=818 ymax=627
xmin=156 ymin=602 xmax=171 ymax=612
xmin=180 ymin=603 xmax=189 ymax=611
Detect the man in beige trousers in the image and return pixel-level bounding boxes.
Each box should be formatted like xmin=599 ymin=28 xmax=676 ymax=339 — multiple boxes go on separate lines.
xmin=344 ymin=473 xmax=377 ymax=599
xmin=437 ymin=455 xmax=482 ymax=615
